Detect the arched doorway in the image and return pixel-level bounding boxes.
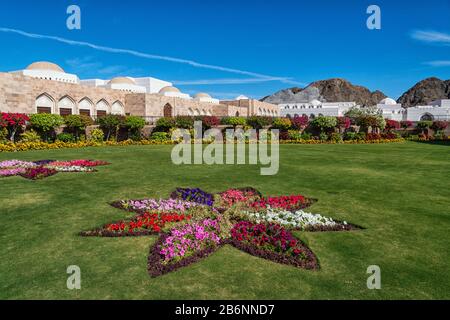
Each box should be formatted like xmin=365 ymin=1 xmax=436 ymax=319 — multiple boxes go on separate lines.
xmin=420 ymin=113 xmax=434 ymax=121
xmin=163 ymin=103 xmax=173 ymax=117
xmin=235 ymin=111 xmax=240 ymax=117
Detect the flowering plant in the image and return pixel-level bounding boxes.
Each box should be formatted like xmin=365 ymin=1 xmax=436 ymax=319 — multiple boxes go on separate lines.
xmin=244 ymin=208 xmax=351 ymax=231
xmin=171 ymin=188 xmax=214 ymax=206
xmin=1 ymin=113 xmax=30 ymax=142
xmin=231 ymin=221 xmax=306 ymax=258
xmin=216 ymin=188 xmax=260 ymax=208
xmin=250 ymin=195 xmax=314 ymax=211
xmin=158 ymin=219 xmax=221 ymax=264
xmin=116 ymin=198 xmax=204 ymax=213
xmin=48 ymin=160 xmax=109 ymax=167
xmin=20 ymin=167 xmax=58 ymax=180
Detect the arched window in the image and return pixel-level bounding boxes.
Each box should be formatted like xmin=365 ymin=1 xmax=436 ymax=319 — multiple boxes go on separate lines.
xmin=111 ymin=101 xmax=125 ymax=115
xmin=96 ymin=99 xmax=110 ymax=118
xmin=58 ymin=96 xmax=76 ymax=116
xmin=235 ymin=111 xmax=240 ymax=117
xmin=35 ymin=93 xmax=55 ymax=114
xmin=79 ymin=98 xmax=94 ymax=117
xmin=310 ymin=114 xmax=316 ymax=119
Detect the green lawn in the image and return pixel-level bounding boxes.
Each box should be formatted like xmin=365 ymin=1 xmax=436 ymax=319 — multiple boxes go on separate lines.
xmin=0 ymin=142 xmax=449 ymax=299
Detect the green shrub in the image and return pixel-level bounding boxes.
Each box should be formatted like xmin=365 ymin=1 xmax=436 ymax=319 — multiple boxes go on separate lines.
xmin=29 ymin=114 xmax=64 ymax=141
xmin=344 ymin=132 xmax=357 ymax=141
xmin=89 ymin=128 xmax=105 ymax=142
xmin=247 ymin=116 xmax=272 ymax=129
xmin=319 ymin=132 xmax=329 ymax=142
xmin=124 ymin=116 xmax=145 ymax=140
xmin=221 ymin=117 xmax=247 ymax=127
xmin=56 ymin=133 xmax=76 ymax=143
xmin=98 ymin=115 xmax=124 ymax=140
xmin=417 ymin=121 xmax=433 ymax=132
xmin=330 ymin=132 xmax=343 ymax=143
xmin=272 ymin=118 xmax=292 ymax=131
xmin=64 ymin=115 xmax=93 ymax=140
xmin=155 ymin=117 xmax=176 ymax=132
xmin=19 ymin=130 xmax=41 ymax=143
xmin=150 ymin=132 xmax=170 ymax=142
xmin=311 ymin=116 xmax=337 ymax=133
xmin=0 ymin=127 xmax=8 ymax=143
xmin=175 ymin=116 xmax=195 ymax=129
xmin=288 ymin=130 xmax=302 ymax=140
xmin=356 ymin=132 xmax=366 ymax=140
xmin=300 ymin=132 xmax=312 ymax=140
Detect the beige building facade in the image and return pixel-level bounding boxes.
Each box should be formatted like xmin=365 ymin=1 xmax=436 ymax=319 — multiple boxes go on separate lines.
xmin=0 ymin=62 xmax=280 ymax=122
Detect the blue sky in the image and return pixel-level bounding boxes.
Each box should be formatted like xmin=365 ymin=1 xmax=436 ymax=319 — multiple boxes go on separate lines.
xmin=0 ymin=0 xmax=449 ymax=99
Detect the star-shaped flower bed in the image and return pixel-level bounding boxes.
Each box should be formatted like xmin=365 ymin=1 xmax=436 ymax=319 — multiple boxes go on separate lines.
xmin=80 ymin=187 xmax=361 ymax=277
xmin=0 ymin=159 xmax=110 ymax=180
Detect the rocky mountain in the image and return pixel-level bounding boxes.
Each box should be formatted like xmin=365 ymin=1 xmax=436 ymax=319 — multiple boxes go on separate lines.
xmin=261 ymin=78 xmax=387 ymax=106
xmin=397 ymin=77 xmax=450 ymax=107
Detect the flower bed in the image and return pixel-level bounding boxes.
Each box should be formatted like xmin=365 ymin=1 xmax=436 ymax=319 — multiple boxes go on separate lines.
xmin=250 ymin=195 xmax=318 ymax=211
xmin=111 ymin=198 xmax=206 ymax=214
xmin=170 ymin=188 xmax=214 ymax=206
xmin=20 ymin=167 xmax=58 ymax=180
xmin=81 ymin=187 xmax=360 ymax=278
xmin=0 ymin=138 xmax=405 ymax=153
xmin=80 ymin=211 xmax=192 ymax=237
xmin=228 ymin=221 xmax=318 ymax=270
xmin=244 ymin=208 xmax=355 ymax=231
xmin=0 ymin=159 xmax=110 ymax=180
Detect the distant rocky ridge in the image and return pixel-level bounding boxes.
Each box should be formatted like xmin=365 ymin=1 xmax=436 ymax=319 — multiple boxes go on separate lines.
xmin=396 ymin=77 xmax=450 ymax=107
xmin=261 ymin=78 xmax=387 ymax=106
xmin=262 ymin=77 xmax=450 ymax=108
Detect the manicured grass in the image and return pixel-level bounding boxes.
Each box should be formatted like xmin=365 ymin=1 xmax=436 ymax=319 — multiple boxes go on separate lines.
xmin=0 ymin=142 xmax=449 ymax=299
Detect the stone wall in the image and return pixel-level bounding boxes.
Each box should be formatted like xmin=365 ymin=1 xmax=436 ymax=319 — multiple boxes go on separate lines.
xmin=220 ymin=99 xmax=280 ymax=116
xmin=0 ymin=72 xmax=127 ymax=114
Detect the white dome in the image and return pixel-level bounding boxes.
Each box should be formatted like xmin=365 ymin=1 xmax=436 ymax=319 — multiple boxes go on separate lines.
xmin=159 ymin=86 xmax=181 ymax=94
xmin=309 ymin=99 xmax=322 ymax=106
xmin=26 ymin=61 xmax=64 ymax=73
xmin=109 ymin=77 xmax=136 ymax=85
xmin=235 ymin=95 xmax=249 ymax=100
xmin=194 ymin=93 xmax=212 ymax=99
xmin=380 ymin=98 xmax=397 ymax=105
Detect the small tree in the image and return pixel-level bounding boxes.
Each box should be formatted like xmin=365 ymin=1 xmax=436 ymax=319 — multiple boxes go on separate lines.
xmin=385 ymin=120 xmax=400 ymax=132
xmin=155 ymin=117 xmax=176 ymax=133
xmin=175 ymin=116 xmax=194 ymax=129
xmin=272 ymin=118 xmax=292 ymax=131
xmin=311 ymin=116 xmax=337 ymax=133
xmin=247 ymin=116 xmax=273 ymax=130
xmin=291 ymin=115 xmax=309 ymax=130
xmin=417 ymin=121 xmax=433 ymax=134
xmin=64 ymin=115 xmax=93 ymax=140
xmin=0 ymin=113 xmax=29 ymax=143
xmin=431 ymin=121 xmax=448 ymax=134
xmin=29 ymin=114 xmax=64 ymax=142
xmin=98 ymin=114 xmax=124 ymax=141
xmin=124 ymin=116 xmax=146 ymax=140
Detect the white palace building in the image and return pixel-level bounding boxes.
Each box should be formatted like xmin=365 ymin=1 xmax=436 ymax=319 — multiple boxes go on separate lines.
xmin=280 ymin=98 xmax=450 ymax=122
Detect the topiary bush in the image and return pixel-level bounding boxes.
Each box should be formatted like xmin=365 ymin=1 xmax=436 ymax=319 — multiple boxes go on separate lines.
xmin=64 ymin=114 xmax=94 ymax=140
xmin=175 ymin=116 xmax=194 ymax=129
xmin=150 ymin=132 xmax=171 ymax=142
xmin=221 ymin=116 xmax=247 ymax=127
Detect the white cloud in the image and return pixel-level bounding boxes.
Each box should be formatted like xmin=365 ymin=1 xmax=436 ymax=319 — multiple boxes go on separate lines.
xmin=411 ymin=30 xmax=450 ymax=45
xmin=423 ymin=60 xmax=450 ymax=67
xmin=0 ymin=27 xmax=299 ymax=85
xmin=172 ymin=77 xmax=302 ymax=85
